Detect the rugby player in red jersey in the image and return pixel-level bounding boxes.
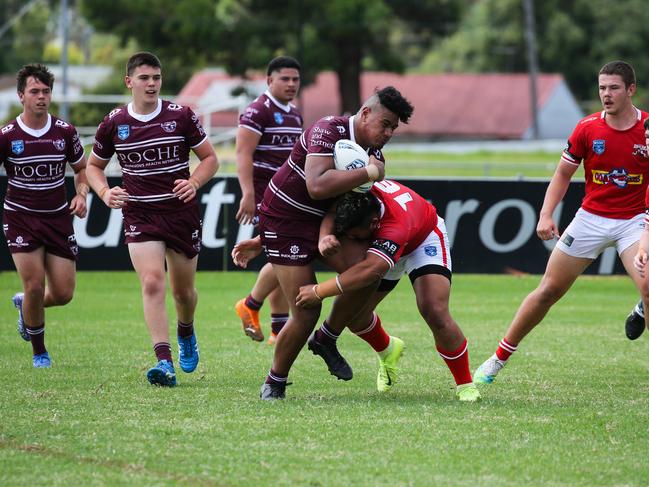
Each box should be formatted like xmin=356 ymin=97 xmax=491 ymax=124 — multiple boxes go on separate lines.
xmin=296 ymin=181 xmax=481 ymax=402
xmin=234 ymin=56 xmax=302 ymax=345
xmin=2 ymin=64 xmax=88 ymax=368
xmin=233 ymin=87 xmax=414 ymax=399
xmin=86 ymin=52 xmax=219 ymax=387
xmin=474 ymin=60 xmax=649 ymax=384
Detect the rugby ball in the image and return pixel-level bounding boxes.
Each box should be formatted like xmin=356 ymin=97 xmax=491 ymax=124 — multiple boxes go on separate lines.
xmin=333 ymin=139 xmax=373 ymax=193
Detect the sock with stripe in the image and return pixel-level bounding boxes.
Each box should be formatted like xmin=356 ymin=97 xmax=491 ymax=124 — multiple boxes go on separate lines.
xmin=266 ymin=369 xmax=288 ymax=385
xmin=153 ymin=342 xmax=173 ymax=363
xmin=355 ymin=313 xmax=391 ymax=354
xmin=177 ymin=320 xmax=194 ymax=338
xmin=271 ymin=313 xmax=289 ymax=336
xmin=245 ymin=294 xmax=263 ymax=311
xmin=436 ymin=338 xmax=472 ymax=386
xmin=27 ymin=324 xmax=46 ymax=356
xmin=315 ymin=321 xmax=340 ymax=346
xmin=495 ymin=337 xmax=518 ymax=361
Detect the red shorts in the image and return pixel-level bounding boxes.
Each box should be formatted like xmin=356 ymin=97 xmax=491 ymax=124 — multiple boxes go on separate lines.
xmin=3 ymin=209 xmax=78 ymax=261
xmin=122 ymin=206 xmax=202 ymax=259
xmin=258 ymin=214 xmax=319 ymax=266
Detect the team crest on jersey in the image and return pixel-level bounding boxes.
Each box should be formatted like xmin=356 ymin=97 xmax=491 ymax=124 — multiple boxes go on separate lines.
xmin=1 ymin=124 xmax=14 ymax=134
xmin=11 ymin=140 xmax=24 ymax=155
xmin=592 ymin=139 xmax=605 ymax=155
xmin=161 ymin=121 xmax=177 ymax=133
xmin=274 ymin=112 xmax=284 ymax=124
xmin=424 ymin=245 xmax=437 ymax=257
xmin=53 ymin=139 xmax=66 ymax=151
xmin=117 ymin=125 xmax=130 ymax=140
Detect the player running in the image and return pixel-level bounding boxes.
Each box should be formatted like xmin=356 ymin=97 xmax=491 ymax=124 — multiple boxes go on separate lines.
xmin=296 ymin=181 xmax=480 ymax=402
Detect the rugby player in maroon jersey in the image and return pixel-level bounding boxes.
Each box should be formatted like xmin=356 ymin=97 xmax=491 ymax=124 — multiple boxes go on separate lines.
xmin=86 ymin=52 xmax=219 ymax=387
xmin=2 ymin=64 xmax=88 ymax=368
xmin=232 ymin=87 xmax=414 ymax=399
xmin=234 ymin=56 xmax=302 ymax=345
xmin=295 ymin=182 xmax=481 ymax=402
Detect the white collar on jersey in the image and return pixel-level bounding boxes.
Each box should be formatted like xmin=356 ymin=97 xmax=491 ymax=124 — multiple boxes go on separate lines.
xmin=265 ymin=90 xmax=292 ymax=113
xmin=127 ymin=99 xmax=162 ymax=122
xmin=16 ymin=113 xmax=52 ymax=138
xmin=348 ymin=115 xmax=357 ymax=143
xmin=600 ymin=106 xmax=642 ymax=120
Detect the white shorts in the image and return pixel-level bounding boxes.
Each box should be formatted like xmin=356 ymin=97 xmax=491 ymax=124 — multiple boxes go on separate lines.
xmin=555 ymin=208 xmax=644 ymax=259
xmin=383 ymin=217 xmax=452 ymax=282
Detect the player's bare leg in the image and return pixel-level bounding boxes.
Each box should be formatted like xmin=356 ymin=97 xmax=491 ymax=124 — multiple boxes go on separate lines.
xmin=12 ymin=249 xmax=51 ymax=366
xmin=267 ymin=285 xmax=289 ymax=344
xmin=619 ymin=242 xmax=648 ymax=339
xmin=43 ymin=253 xmax=76 ymax=307
xmin=475 ymin=248 xmax=591 ymax=384
xmin=261 ymin=263 xmax=320 ymax=399
xmin=129 ymin=241 xmax=176 ymax=386
xmin=167 ymin=250 xmax=200 ymax=373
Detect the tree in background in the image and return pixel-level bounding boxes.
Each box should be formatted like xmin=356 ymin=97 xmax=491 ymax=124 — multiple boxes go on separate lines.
xmin=80 ymin=0 xmax=463 ymax=114
xmin=0 ymin=0 xmax=52 ymax=74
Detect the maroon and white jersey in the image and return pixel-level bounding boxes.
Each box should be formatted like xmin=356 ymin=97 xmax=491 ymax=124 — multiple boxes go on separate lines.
xmin=239 ymin=91 xmax=302 ymax=178
xmin=0 ymin=114 xmax=84 ymax=215
xmin=92 ymin=99 xmax=207 ymax=212
xmin=260 ymin=115 xmax=385 ymax=223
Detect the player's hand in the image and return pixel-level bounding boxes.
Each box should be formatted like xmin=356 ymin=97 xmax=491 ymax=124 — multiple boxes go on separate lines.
xmin=295 ymin=284 xmax=322 ymax=308
xmin=69 ymin=193 xmax=87 ymax=218
xmin=634 ymin=249 xmax=648 ymax=276
xmin=236 ymin=193 xmax=256 ymax=225
xmin=368 ymin=155 xmax=385 ymax=181
xmin=318 ymin=234 xmax=341 ymax=258
xmin=102 ymin=186 xmax=129 ymax=209
xmin=536 ymin=214 xmax=559 ymax=241
xmin=231 ymin=237 xmax=263 ymax=268
xmin=174 ymin=178 xmax=199 ymax=203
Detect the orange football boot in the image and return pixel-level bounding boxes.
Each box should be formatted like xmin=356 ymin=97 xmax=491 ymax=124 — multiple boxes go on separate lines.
xmin=235 ymin=299 xmax=264 ymax=342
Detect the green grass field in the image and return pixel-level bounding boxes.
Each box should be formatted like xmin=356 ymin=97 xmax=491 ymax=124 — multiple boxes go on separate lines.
xmin=1 ymin=271 xmax=648 ymax=486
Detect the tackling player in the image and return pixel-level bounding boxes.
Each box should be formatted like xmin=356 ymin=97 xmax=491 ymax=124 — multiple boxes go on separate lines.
xmin=2 ymin=64 xmax=88 ymax=368
xmin=86 ymin=52 xmax=219 ymax=387
xmin=234 ymin=56 xmax=302 ymax=345
xmin=474 ymin=60 xmax=649 ymax=384
xmin=295 ymin=182 xmax=481 ymax=402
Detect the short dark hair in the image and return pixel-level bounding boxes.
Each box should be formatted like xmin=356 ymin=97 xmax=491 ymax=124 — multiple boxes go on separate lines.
xmin=17 ymin=64 xmax=54 ymax=93
xmin=599 ymin=60 xmax=636 ymax=88
xmin=126 ymin=52 xmax=162 ymax=76
xmin=334 ymin=192 xmax=381 ymax=235
xmin=644 ymin=118 xmax=649 ymax=131
xmin=267 ymin=56 xmax=301 ymax=76
xmin=377 ymin=86 xmax=414 ymax=124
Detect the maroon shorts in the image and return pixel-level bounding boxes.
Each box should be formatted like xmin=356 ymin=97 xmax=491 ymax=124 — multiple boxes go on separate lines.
xmin=258 ymin=214 xmax=319 ymax=266
xmin=3 ymin=209 xmax=78 ymax=261
xmin=122 ymin=206 xmax=202 ymax=259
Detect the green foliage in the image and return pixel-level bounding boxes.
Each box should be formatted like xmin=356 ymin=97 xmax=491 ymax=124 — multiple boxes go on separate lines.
xmin=0 ymin=0 xmax=52 ymax=72
xmin=1 ymin=271 xmax=648 ymax=485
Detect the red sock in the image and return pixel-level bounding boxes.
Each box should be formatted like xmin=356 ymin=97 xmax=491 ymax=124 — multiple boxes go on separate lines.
xmin=436 ymin=339 xmax=472 ymax=386
xmin=355 ymin=313 xmax=390 ymax=352
xmin=495 ymin=337 xmax=517 ymax=361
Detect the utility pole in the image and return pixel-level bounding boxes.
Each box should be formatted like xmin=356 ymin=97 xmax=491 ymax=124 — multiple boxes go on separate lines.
xmin=523 ymin=0 xmax=539 ymax=139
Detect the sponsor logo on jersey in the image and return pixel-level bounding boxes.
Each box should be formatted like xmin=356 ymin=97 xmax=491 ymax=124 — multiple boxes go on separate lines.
xmin=55 ymin=119 xmax=69 ymax=128
xmin=117 ymin=125 xmax=130 ymax=140
xmin=1 ymin=124 xmax=14 ymax=134
xmin=371 ymin=238 xmax=399 ymax=257
xmin=108 ymin=108 xmax=121 ymax=118
xmin=264 ymin=99 xmax=271 ymax=108
xmin=161 ymin=121 xmax=177 ymax=133
xmin=592 ymin=139 xmax=605 ymax=155
xmin=167 ymin=103 xmax=183 ymax=111
xmin=560 ymin=233 xmax=574 ymax=247
xmin=53 ymin=139 xmax=66 ymax=151
xmin=633 ymin=144 xmax=648 ymax=157
xmin=424 ymin=245 xmax=437 ymax=257
xmin=274 ymin=112 xmax=284 ymax=124
xmin=336 ymin=125 xmax=346 ymax=134
xmin=592 ymin=168 xmax=642 ymax=187
xmin=11 ymin=140 xmax=24 ymax=155
xmin=290 ymin=244 xmax=299 ymax=254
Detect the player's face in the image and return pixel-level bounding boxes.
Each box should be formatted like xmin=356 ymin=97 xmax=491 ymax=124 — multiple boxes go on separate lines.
xmin=599 ymin=74 xmax=635 ymax=116
xmin=126 ymin=65 xmax=162 ymax=107
xmin=358 ymin=106 xmax=399 ymax=149
xmin=18 ymin=77 xmax=51 ymax=117
xmin=267 ymin=68 xmax=300 ymax=104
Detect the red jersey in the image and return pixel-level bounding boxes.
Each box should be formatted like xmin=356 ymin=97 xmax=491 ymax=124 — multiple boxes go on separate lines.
xmin=561 ymin=108 xmax=649 ymax=219
xmin=92 ymin=99 xmax=207 ymax=213
xmin=0 ymin=114 xmax=84 ymax=215
xmin=238 ymin=91 xmax=302 ymax=179
xmin=367 ymin=180 xmax=438 ymax=268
